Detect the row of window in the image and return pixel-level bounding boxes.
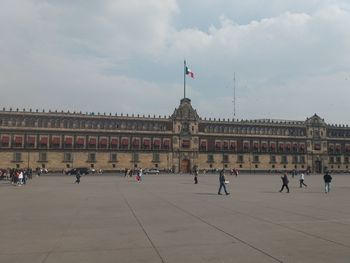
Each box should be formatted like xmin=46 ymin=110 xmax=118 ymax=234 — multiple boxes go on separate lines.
xmin=200 ymin=140 xmax=306 ymax=153
xmin=328 ymin=130 xmax=350 ymax=138
xmin=329 ymin=156 xmax=350 ymax=164
xmin=206 ymin=155 xmax=306 ymax=164
xmin=202 ymin=125 xmax=305 ymax=137
xmin=0 ymin=135 xmax=172 ymax=150
xmin=0 ymin=117 xmax=170 ymax=131
xmin=328 ymin=144 xmax=350 ymax=153
xmin=11 ymin=152 xmax=161 ymax=163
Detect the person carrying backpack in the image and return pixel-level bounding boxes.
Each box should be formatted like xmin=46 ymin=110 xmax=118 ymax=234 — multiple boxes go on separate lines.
xmin=323 ymin=172 xmax=332 ymax=193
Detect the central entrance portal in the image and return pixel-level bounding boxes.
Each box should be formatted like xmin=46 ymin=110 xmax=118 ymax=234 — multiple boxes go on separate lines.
xmin=180 ymin=159 xmax=190 ymax=173
xmin=315 ymin=160 xmax=322 ymax=174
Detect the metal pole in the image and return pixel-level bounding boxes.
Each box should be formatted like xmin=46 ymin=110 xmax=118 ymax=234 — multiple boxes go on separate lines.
xmin=184 ymin=60 xmax=186 ymax=99
xmin=249 ymin=153 xmax=252 ymax=175
xmin=222 ymin=151 xmax=224 ymax=169
xmin=233 ymin=72 xmax=236 ymax=118
xmin=167 ymin=152 xmax=169 ymax=172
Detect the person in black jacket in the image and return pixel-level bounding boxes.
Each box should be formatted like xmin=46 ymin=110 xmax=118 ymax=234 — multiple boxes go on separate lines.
xmin=279 ymin=173 xmax=290 ymax=193
xmin=75 ymin=172 xmax=81 ymax=184
xmin=194 ymin=169 xmax=198 ymax=184
xmin=323 ymin=172 xmax=332 ymax=193
xmin=218 ymin=169 xmax=230 ymax=195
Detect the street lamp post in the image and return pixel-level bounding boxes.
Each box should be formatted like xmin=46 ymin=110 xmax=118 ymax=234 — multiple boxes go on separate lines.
xmin=27 ymin=151 xmax=30 ymax=169
xmin=249 ymin=153 xmax=252 ymax=175
xmin=222 ymin=151 xmax=225 ymax=170
xmin=71 ymin=151 xmax=74 ymax=169
xmin=178 ymin=150 xmax=180 ymax=173
xmin=167 ymin=152 xmax=169 ymax=172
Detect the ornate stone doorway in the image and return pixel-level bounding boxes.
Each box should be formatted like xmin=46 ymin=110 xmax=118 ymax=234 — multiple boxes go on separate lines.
xmin=180 ymin=159 xmax=191 ymax=173
xmin=315 ymin=160 xmax=322 ymax=173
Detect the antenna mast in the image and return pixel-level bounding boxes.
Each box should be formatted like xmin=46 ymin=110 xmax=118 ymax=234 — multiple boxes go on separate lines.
xmin=233 ymin=72 xmax=236 ymax=118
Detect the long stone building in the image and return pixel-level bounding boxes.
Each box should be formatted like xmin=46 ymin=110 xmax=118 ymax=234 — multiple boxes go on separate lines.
xmin=1 ymin=98 xmax=350 ymax=173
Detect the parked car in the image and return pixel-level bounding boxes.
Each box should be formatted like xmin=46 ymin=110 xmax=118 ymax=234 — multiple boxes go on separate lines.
xmin=66 ymin=167 xmax=89 ymax=175
xmin=144 ymin=168 xmax=160 ymax=175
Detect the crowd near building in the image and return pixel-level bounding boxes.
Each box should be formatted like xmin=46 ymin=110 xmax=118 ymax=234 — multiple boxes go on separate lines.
xmin=1 ymin=98 xmax=350 ymax=173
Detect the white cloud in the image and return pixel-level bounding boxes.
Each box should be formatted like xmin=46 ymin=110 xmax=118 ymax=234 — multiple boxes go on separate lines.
xmin=1 ymin=1 xmax=350 ymax=124
xmin=162 ymin=4 xmax=350 ymax=123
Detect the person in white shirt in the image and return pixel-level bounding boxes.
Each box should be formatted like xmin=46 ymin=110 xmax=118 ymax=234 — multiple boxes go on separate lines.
xmin=18 ymin=171 xmax=24 ymax=185
xmin=299 ymin=173 xmax=307 ymax=188
xmin=137 ymin=168 xmax=143 ymax=182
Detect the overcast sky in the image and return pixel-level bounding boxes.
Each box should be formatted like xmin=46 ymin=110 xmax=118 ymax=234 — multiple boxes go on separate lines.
xmin=1 ymin=0 xmax=350 ymax=124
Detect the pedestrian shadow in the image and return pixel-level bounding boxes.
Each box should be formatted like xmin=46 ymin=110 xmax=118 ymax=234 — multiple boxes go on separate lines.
xmin=0 ymin=182 xmax=12 ymax=187
xmin=195 ymin=193 xmax=219 ymax=195
xmin=261 ymin=191 xmax=322 ymax=194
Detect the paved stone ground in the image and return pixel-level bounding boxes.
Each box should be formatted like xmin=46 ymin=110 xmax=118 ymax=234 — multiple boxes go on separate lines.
xmin=1 ymin=173 xmax=350 ymax=263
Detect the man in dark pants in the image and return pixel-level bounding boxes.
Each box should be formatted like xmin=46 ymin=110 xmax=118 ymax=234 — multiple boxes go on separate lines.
xmin=194 ymin=169 xmax=198 ymax=184
xmin=75 ymin=172 xmax=81 ymax=184
xmin=279 ymin=173 xmax=290 ymax=193
xmin=218 ymin=169 xmax=230 ymax=195
xmin=299 ymin=173 xmax=307 ymax=188
xmin=324 ymin=172 xmax=332 ymax=193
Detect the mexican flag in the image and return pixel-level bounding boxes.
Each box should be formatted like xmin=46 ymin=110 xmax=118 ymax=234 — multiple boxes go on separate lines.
xmin=185 ymin=66 xmax=195 ymax=79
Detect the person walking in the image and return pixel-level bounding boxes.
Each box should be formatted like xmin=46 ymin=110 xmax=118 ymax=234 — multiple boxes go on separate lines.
xmin=324 ymin=171 xmax=332 ymax=193
xmin=299 ymin=173 xmax=307 ymax=188
xmin=194 ymin=169 xmax=198 ymax=184
xmin=18 ymin=171 xmax=23 ymax=185
xmin=138 ymin=168 xmax=143 ymax=182
xmin=75 ymin=172 xmax=81 ymax=184
xmin=279 ymin=173 xmax=290 ymax=193
xmin=233 ymin=168 xmax=239 ymax=177
xmin=218 ymin=169 xmax=230 ymax=195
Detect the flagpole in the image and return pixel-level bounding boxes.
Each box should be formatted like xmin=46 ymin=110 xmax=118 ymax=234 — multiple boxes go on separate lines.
xmin=184 ymin=60 xmax=186 ymax=99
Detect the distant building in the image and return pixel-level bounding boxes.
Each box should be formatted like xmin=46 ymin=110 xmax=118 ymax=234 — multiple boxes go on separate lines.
xmin=1 ymin=98 xmax=349 ymax=173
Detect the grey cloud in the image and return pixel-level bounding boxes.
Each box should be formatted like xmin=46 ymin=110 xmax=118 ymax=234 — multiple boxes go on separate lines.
xmin=1 ymin=1 xmax=350 ymax=124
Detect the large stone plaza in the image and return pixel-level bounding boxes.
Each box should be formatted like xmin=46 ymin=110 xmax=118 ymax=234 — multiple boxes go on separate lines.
xmin=1 ymin=173 xmax=350 ymax=263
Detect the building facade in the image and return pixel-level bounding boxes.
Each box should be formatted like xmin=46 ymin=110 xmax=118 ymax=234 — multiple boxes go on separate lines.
xmin=1 ymin=98 xmax=350 ymax=173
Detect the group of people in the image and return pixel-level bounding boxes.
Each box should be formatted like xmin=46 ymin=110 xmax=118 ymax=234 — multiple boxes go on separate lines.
xmin=193 ymin=168 xmax=230 ymax=195
xmin=279 ymin=171 xmax=333 ymax=193
xmin=124 ymin=168 xmax=143 ymax=182
xmin=0 ymin=168 xmax=33 ymax=185
xmin=192 ymin=167 xmax=333 ymax=195
xmin=230 ymin=168 xmax=239 ymax=177
xmin=2 ymin=166 xmax=335 ymax=195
